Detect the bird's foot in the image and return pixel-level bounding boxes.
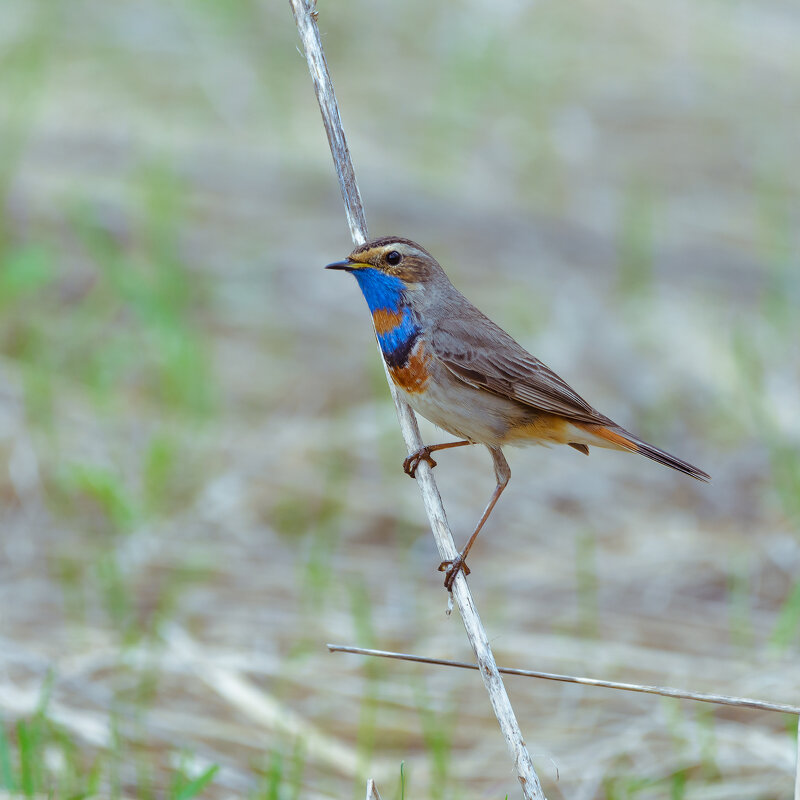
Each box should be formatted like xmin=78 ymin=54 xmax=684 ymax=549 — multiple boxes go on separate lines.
xmin=438 ymin=555 xmax=471 ymax=591
xmin=403 ymin=446 xmax=438 ymax=478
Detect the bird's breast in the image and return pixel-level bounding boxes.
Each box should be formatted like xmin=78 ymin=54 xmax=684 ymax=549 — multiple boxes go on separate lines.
xmin=387 ymin=339 xmax=431 ymax=394
xmin=373 ymin=304 xmax=426 ymax=386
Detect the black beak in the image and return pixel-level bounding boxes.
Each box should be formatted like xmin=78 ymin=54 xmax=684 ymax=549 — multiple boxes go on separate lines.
xmin=325 ymin=258 xmax=355 ymax=271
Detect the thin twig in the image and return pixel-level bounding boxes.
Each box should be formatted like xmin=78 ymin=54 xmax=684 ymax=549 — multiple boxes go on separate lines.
xmin=289 ymin=0 xmax=367 ymax=246
xmin=328 ymin=644 xmax=800 ymax=716
xmin=289 ymin=1 xmax=546 ymax=798
xmin=796 ymin=717 xmax=800 ymax=800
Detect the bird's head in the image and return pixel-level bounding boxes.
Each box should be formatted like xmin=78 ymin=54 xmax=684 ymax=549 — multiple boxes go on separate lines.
xmin=326 ymin=236 xmax=447 ymax=315
xmin=327 ymin=236 xmax=444 ymax=284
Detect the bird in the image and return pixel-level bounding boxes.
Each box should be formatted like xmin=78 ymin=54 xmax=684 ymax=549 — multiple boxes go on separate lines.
xmin=326 ymin=236 xmax=709 ymax=590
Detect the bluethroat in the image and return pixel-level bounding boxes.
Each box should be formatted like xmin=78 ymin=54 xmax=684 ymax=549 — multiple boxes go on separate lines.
xmin=327 ymin=237 xmax=709 ymax=590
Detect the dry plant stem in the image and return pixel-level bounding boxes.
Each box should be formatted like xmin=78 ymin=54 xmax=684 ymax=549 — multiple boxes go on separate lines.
xmin=289 ymin=0 xmax=367 ymax=246
xmin=328 ymin=644 xmax=800 ymax=717
xmin=289 ymin=1 xmax=545 ymax=798
xmin=796 ymin=718 xmax=800 ymax=800
xmin=366 ymin=779 xmax=383 ymax=800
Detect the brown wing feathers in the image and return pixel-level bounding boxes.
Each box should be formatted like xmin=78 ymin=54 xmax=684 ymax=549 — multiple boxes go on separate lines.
xmin=431 ymin=314 xmax=611 ymax=426
xmin=431 ymin=313 xmax=710 ymax=482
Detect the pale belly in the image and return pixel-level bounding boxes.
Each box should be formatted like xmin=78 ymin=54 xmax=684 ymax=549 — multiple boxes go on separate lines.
xmin=392 ymin=357 xmax=526 ymax=446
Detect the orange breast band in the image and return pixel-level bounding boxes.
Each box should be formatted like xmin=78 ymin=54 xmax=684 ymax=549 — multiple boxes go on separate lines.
xmin=389 ymin=342 xmax=431 ymax=394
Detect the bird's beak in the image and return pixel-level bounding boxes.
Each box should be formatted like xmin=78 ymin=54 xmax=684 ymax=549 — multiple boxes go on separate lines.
xmin=325 ymin=258 xmax=356 ymax=271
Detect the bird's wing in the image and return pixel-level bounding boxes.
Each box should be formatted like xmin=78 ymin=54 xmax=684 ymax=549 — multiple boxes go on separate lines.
xmin=430 ymin=312 xmax=614 ymax=426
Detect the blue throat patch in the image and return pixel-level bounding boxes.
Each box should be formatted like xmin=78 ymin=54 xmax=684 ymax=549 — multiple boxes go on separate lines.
xmin=351 ymin=268 xmax=405 ymax=313
xmin=352 ymin=268 xmax=420 ymax=367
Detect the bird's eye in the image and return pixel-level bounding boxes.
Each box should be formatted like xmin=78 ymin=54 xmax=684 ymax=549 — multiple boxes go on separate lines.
xmin=386 ymin=250 xmax=402 ymax=266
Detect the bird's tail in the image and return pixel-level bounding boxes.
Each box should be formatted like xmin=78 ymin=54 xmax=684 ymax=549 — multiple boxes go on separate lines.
xmin=586 ymin=424 xmax=710 ymax=482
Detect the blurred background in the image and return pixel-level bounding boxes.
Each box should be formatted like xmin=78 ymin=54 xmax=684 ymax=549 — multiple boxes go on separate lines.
xmin=1 ymin=0 xmax=799 ymax=797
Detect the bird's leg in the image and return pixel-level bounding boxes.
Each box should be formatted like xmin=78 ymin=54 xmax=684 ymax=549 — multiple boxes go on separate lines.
xmin=439 ymin=447 xmax=510 ymax=591
xmin=403 ymin=439 xmax=472 ymax=478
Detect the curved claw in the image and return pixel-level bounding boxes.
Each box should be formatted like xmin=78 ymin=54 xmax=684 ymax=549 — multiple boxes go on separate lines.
xmin=403 ymin=447 xmax=438 ymax=478
xmin=438 ymin=555 xmax=471 ymax=591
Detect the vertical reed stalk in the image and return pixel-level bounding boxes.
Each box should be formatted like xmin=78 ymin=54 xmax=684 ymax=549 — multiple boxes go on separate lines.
xmin=289 ymin=1 xmax=546 ymax=797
